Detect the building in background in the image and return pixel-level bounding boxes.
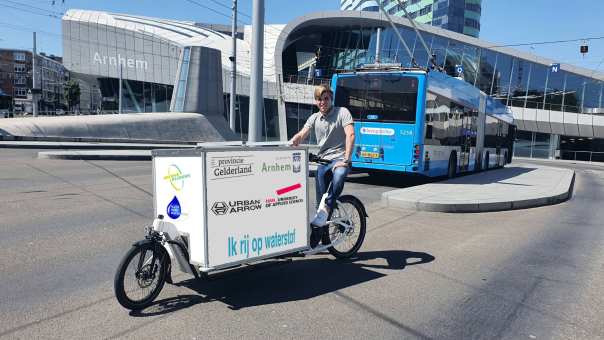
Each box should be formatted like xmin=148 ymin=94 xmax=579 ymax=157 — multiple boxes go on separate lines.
xmin=61 ymin=9 xmax=604 ymax=161
xmin=0 ymin=49 xmax=67 ymax=115
xmin=62 ymin=9 xmax=284 ymax=139
xmin=281 ymin=11 xmax=603 ymax=161
xmin=340 ymin=0 xmax=482 ymax=38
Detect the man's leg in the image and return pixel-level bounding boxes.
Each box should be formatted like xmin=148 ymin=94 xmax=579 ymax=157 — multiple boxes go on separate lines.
xmin=315 ymin=163 xmax=330 ymax=209
xmin=325 ymin=162 xmax=350 ymax=210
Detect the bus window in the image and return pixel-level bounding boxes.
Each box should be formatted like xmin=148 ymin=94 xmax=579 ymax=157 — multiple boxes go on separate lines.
xmin=365 ymin=76 xmax=418 ymax=123
xmin=335 ymin=75 xmax=418 ymax=123
xmin=334 ymin=77 xmax=366 ymax=121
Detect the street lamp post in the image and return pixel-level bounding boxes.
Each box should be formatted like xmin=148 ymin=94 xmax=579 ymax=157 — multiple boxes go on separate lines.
xmin=248 ymin=0 xmax=264 ymax=143
xmin=118 ymin=63 xmax=123 ymax=114
xmin=229 ymin=0 xmax=237 ymax=132
xmin=32 ymin=32 xmax=38 ymax=117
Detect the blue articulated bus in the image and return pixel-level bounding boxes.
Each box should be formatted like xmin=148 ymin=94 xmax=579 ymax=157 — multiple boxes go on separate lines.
xmin=332 ymin=66 xmax=515 ymax=178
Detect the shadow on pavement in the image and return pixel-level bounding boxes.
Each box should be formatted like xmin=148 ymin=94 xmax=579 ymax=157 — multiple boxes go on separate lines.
xmin=346 ymin=172 xmax=435 ymax=189
xmin=129 ymin=295 xmax=208 ymax=317
xmin=347 ymin=166 xmax=539 ymax=189
xmin=135 ymin=250 xmax=435 ymax=315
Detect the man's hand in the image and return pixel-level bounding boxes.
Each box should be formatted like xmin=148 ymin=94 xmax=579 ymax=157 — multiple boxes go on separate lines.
xmin=334 ymin=160 xmax=350 ymax=169
xmin=290 ymin=134 xmax=302 ymax=146
xmin=289 ymin=126 xmax=310 ymax=146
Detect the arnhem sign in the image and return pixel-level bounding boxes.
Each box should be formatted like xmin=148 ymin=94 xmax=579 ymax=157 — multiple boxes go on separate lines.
xmin=93 ymin=52 xmax=149 ymax=70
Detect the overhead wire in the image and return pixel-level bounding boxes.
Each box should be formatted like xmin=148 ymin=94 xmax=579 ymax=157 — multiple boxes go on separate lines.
xmin=5 ymin=0 xmax=601 ymax=80
xmin=0 ymin=0 xmax=63 ymax=15
xmin=487 ymin=36 xmax=604 ymax=49
xmin=0 ymin=1 xmax=62 ymax=18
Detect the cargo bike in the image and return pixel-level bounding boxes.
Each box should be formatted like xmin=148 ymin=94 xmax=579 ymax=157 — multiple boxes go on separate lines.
xmin=114 ymin=146 xmax=367 ymax=311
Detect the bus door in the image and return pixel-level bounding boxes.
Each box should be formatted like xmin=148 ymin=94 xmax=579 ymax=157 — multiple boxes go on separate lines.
xmin=459 ymin=109 xmax=475 ymax=171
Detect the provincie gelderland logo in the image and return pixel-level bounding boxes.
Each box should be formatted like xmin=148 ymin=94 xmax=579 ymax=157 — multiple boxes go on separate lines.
xmin=210 ymin=156 xmax=253 ymax=180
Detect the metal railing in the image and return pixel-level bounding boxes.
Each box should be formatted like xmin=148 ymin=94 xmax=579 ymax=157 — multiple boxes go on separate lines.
xmin=283 ymin=75 xmax=331 ymax=86
xmin=559 ymin=150 xmax=604 ymax=163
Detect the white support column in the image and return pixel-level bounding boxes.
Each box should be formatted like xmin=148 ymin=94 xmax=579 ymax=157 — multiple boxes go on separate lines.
xmin=248 ymin=0 xmax=264 ymax=142
xmin=229 ymin=0 xmax=238 ymax=132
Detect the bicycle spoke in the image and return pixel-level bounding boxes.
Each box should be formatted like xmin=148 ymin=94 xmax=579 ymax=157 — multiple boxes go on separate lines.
xmin=124 ymin=247 xmax=162 ymax=303
xmin=329 ymin=200 xmax=362 ymax=254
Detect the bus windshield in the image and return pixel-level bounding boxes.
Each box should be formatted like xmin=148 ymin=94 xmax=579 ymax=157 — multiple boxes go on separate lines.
xmin=334 ymin=74 xmax=418 ymax=123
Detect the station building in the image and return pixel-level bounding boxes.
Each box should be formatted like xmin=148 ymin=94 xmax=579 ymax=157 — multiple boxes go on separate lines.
xmin=62 ymin=9 xmax=604 ymax=161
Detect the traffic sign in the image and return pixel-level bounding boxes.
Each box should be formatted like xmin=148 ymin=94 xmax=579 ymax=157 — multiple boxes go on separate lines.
xmin=550 ymin=63 xmax=560 ymax=73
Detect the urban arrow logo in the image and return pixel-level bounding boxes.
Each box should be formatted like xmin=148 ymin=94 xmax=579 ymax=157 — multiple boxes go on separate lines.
xmin=211 ymin=201 xmax=228 ymax=215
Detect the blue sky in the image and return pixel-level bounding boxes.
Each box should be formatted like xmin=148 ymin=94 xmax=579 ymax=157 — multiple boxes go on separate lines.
xmin=0 ymin=0 xmax=603 ymax=74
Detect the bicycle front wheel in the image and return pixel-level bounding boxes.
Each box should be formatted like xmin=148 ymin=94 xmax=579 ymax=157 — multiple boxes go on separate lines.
xmin=322 ymin=195 xmax=366 ymax=259
xmin=114 ymin=242 xmax=168 ymax=310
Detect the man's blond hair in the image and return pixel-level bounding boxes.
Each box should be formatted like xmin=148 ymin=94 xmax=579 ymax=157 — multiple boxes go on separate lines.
xmin=314 ymin=85 xmax=333 ymax=100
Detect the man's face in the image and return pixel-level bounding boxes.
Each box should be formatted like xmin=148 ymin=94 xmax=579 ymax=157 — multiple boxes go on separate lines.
xmin=316 ymin=92 xmax=332 ymax=114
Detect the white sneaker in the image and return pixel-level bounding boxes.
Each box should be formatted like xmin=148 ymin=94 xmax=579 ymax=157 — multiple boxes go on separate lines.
xmin=311 ymin=209 xmax=329 ymax=228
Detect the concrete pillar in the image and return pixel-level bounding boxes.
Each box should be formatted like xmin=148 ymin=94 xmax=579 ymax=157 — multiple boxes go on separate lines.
xmin=248 ymin=0 xmax=264 ymax=142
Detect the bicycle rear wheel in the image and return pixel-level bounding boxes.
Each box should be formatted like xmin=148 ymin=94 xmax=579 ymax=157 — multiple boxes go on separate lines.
xmin=322 ymin=195 xmax=366 ymax=258
xmin=114 ymin=242 xmax=168 ymax=310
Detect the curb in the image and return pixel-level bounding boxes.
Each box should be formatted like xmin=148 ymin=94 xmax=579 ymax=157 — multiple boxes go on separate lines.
xmin=0 ymin=141 xmax=194 ymax=150
xmin=382 ymin=171 xmax=575 ymax=213
xmin=37 ymin=150 xmax=152 ymax=161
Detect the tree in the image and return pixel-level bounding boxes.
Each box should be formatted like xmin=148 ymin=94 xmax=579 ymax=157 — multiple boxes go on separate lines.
xmin=64 ymin=80 xmax=81 ymax=112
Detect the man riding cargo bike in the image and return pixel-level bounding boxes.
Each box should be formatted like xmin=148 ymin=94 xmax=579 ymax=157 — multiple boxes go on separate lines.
xmin=290 ymin=85 xmax=357 ymax=246
xmin=113 ymin=84 xmax=366 ymax=311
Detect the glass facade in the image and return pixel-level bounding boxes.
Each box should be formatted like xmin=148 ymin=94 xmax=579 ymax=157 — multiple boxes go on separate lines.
xmin=172 ymin=47 xmax=191 ymax=112
xmin=513 ymin=131 xmax=557 ymax=159
xmin=341 ymin=0 xmax=482 ymax=38
xmin=284 ymin=21 xmax=604 ymax=160
xmin=284 ymin=24 xmax=604 ymax=118
xmin=63 ymin=10 xmax=181 ymax=114
xmin=97 ymin=77 xmax=172 ymax=113
xmin=222 ymin=95 xmax=280 ymax=141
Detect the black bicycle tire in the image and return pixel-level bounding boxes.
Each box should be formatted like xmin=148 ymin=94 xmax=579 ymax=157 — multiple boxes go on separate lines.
xmin=114 ymin=242 xmax=168 ymax=311
xmin=447 ymin=152 xmax=457 ymax=178
xmin=323 ymin=196 xmax=366 ymax=259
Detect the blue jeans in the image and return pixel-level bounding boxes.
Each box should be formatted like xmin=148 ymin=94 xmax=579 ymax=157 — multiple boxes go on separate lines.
xmin=315 ymin=159 xmax=350 ymax=210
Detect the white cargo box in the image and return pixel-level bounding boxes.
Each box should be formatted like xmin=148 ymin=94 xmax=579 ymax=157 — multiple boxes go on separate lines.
xmin=152 ymin=146 xmax=309 ymax=270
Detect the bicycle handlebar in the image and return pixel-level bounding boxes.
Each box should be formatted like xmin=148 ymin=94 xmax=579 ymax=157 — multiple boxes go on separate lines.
xmin=309 ymin=153 xmax=334 ymax=165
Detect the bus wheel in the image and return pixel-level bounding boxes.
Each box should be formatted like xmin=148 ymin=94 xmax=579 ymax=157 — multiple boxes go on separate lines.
xmin=447 ymin=153 xmax=457 ymax=179
xmin=475 ymin=154 xmax=482 ymax=172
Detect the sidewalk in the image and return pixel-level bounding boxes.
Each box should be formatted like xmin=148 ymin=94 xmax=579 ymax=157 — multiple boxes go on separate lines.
xmin=513 ymin=156 xmax=604 ymax=168
xmin=382 ymin=164 xmax=575 ymax=213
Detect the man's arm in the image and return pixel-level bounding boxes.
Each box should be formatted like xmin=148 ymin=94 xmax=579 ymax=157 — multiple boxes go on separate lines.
xmin=290 ymin=126 xmax=311 ymax=146
xmin=335 ymin=123 xmax=355 ymax=168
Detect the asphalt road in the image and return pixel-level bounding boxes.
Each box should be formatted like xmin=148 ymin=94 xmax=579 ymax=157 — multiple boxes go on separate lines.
xmin=0 ymin=148 xmax=602 ymax=339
